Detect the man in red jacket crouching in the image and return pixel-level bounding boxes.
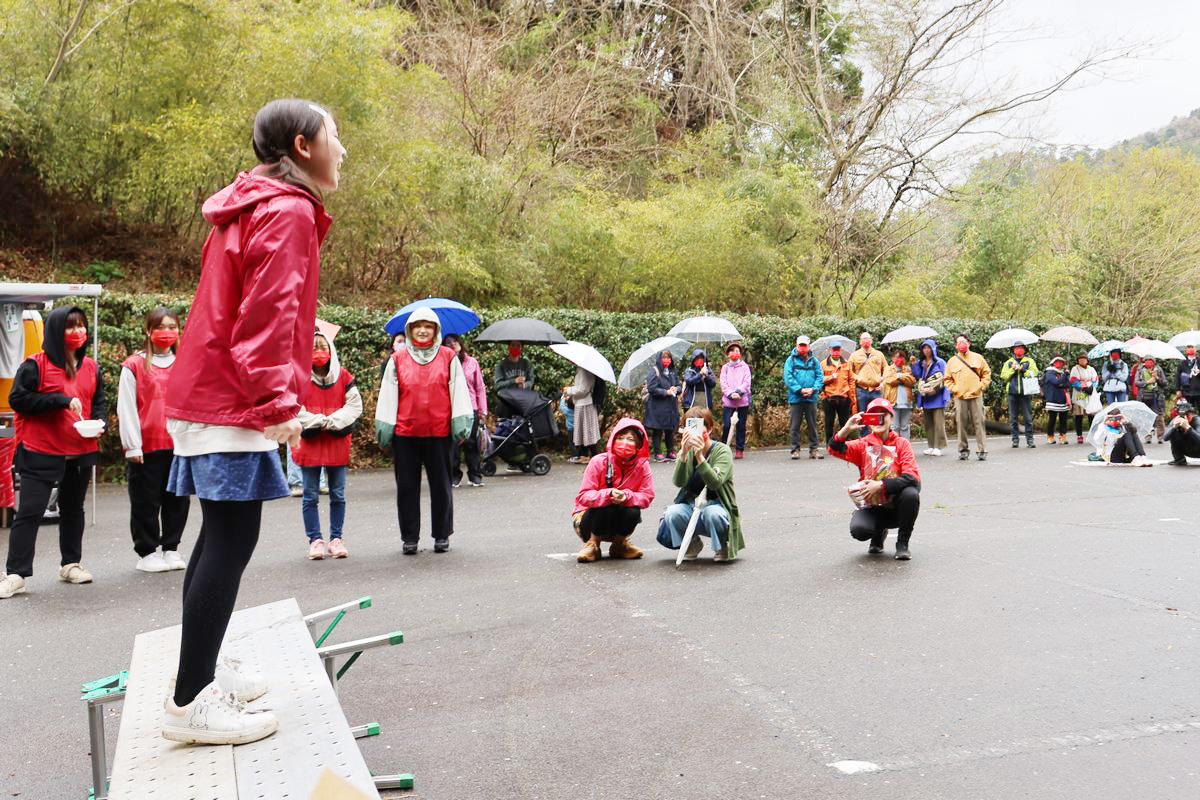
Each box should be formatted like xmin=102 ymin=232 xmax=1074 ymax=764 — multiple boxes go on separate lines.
xmin=828 ymin=398 xmax=921 ymax=561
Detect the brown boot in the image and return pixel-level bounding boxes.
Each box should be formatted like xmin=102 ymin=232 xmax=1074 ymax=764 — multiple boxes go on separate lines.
xmin=576 ymin=536 xmax=601 ymax=563
xmin=608 ymin=536 xmax=643 ymax=559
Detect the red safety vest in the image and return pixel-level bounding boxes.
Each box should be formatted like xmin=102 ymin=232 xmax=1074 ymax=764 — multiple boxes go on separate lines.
xmin=18 ymin=352 xmax=99 ymax=457
xmin=293 ymin=370 xmax=355 ymax=467
xmin=393 ymin=348 xmax=453 ymax=438
xmin=121 ymin=355 xmax=174 ymax=453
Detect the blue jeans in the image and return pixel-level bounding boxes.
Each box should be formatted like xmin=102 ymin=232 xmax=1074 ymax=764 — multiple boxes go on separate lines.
xmin=302 ymin=465 xmax=346 ymax=541
xmin=286 ymin=444 xmax=326 ymax=490
xmin=856 ymin=389 xmax=881 ymax=412
xmin=657 ymin=501 xmax=730 ymax=552
xmin=1103 ymin=391 xmax=1127 ymax=405
xmin=1008 ymin=394 xmax=1034 ymax=442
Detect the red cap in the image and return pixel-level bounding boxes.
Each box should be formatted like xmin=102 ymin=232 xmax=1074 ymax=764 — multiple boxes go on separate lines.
xmin=865 ymin=398 xmax=895 ymax=415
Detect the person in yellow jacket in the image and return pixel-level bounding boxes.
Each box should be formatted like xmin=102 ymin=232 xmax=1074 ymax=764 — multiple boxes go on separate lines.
xmin=944 ymin=333 xmax=992 ymax=461
xmin=849 ymin=332 xmax=889 ymax=413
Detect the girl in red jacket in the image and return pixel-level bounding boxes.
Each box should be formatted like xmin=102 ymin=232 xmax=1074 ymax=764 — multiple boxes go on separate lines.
xmin=160 ymin=99 xmax=345 ymax=746
xmin=118 ymin=307 xmax=190 ymax=573
xmin=296 ymin=330 xmax=362 ymax=560
xmin=0 ymin=306 xmax=106 ymax=599
xmin=573 ymin=418 xmax=655 ymax=562
xmin=828 ymin=398 xmax=921 ymax=561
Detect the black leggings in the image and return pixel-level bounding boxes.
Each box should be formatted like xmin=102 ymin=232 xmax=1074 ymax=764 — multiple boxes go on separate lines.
xmin=648 ymin=428 xmax=673 ymax=457
xmin=1046 ymin=411 xmax=1069 ymax=436
xmin=578 ymin=505 xmax=641 ymax=542
xmin=173 ymin=499 xmax=262 ymax=706
xmin=850 ymin=486 xmax=920 ymax=546
xmin=1074 ymin=414 xmax=1093 ymax=437
xmin=1109 ymin=424 xmax=1146 ymax=464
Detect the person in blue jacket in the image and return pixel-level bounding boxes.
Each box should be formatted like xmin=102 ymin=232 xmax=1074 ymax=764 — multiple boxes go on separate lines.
xmin=911 ymin=338 xmax=949 ymax=456
xmin=784 ymin=335 xmax=824 ymax=459
xmin=681 ymin=348 xmax=716 ymax=411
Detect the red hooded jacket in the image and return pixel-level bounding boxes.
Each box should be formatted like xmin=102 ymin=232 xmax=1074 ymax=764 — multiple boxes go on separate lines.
xmin=574 ymin=418 xmax=655 ymax=515
xmin=829 ymin=428 xmax=921 ymax=503
xmin=165 ymin=173 xmax=332 ymax=429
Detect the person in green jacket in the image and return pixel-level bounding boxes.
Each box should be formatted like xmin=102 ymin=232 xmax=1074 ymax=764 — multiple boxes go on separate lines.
xmin=1000 ymin=342 xmax=1040 ymax=448
xmin=655 ymin=407 xmax=744 ymax=562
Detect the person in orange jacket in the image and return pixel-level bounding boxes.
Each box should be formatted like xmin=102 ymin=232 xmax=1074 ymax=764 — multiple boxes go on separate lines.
xmin=822 ymin=344 xmax=855 ymax=441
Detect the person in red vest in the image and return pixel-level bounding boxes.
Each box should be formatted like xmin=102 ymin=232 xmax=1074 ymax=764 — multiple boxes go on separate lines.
xmin=295 ymin=330 xmax=362 ymax=559
xmin=0 ymin=305 xmax=106 ymax=599
xmin=118 ymin=307 xmax=190 ymax=573
xmin=375 ymin=306 xmax=474 ymax=555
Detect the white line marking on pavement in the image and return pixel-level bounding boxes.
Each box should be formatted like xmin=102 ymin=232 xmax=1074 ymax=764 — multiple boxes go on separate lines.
xmin=828 ymin=761 xmax=880 ymax=775
xmin=545 ymin=553 xmax=575 ymax=561
xmin=1158 ymin=517 xmax=1182 ymax=521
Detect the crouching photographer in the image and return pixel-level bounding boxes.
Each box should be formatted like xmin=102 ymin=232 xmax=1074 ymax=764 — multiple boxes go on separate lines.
xmin=828 ymin=398 xmax=921 ymax=561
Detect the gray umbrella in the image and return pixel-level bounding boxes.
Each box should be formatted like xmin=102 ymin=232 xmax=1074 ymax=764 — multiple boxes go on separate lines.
xmin=474 ymin=317 xmax=567 ymax=345
xmin=811 ymin=335 xmax=855 ymax=361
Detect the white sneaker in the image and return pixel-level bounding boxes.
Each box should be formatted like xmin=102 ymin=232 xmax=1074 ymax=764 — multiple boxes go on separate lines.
xmin=162 ymin=681 xmax=277 ymax=745
xmin=216 ymin=655 xmax=268 ymax=702
xmin=922 ymin=448 xmax=933 ymax=455
xmin=162 ymin=550 xmax=188 ymax=571
xmin=136 ymin=552 xmax=170 ymax=573
xmin=683 ymin=535 xmax=704 ymax=561
xmin=0 ymin=573 xmax=26 ymax=599
xmin=931 ymin=448 xmax=942 ymax=457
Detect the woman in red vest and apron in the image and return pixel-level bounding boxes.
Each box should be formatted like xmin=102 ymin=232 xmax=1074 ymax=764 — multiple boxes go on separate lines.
xmin=0 ymin=306 xmax=106 ymax=599
xmin=296 ymin=330 xmax=362 ymax=560
xmin=374 ymin=307 xmax=474 ymax=555
xmin=118 ymin=307 xmax=190 ymax=573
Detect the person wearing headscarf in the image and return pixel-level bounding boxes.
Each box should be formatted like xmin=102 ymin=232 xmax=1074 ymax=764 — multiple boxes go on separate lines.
xmin=1134 ymin=356 xmax=1168 ymax=444
xmin=1069 ymin=354 xmax=1099 ymax=444
xmin=1042 ymin=355 xmax=1071 ymax=445
xmin=573 ymin=418 xmax=655 ymax=562
xmin=644 ymin=350 xmax=682 ymax=462
xmin=375 ymin=307 xmax=474 ymax=555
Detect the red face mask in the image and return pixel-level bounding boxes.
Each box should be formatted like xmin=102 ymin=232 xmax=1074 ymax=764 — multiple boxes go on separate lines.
xmin=693 ymin=358 xmax=704 ymax=369
xmin=661 ymin=356 xmax=672 ymax=368
xmin=1111 ymin=353 xmax=1121 ymax=362
xmin=312 ymin=351 xmax=331 ymax=367
xmin=64 ymin=330 xmax=88 ymax=351
xmin=893 ymin=356 xmax=905 ymax=366
xmin=728 ymin=351 xmax=741 ymax=361
xmin=1144 ymin=360 xmax=1155 ymax=369
xmin=612 ymin=439 xmax=638 ymax=460
xmin=150 ymin=330 xmax=178 ymax=349
xmin=1012 ymin=347 xmax=1026 ymax=358
xmin=956 ymin=342 xmax=969 ymax=353
xmin=797 ymin=346 xmax=809 ymax=357
xmin=1188 ymin=348 xmax=1197 ymax=357
xmin=508 ymin=345 xmax=522 ymax=359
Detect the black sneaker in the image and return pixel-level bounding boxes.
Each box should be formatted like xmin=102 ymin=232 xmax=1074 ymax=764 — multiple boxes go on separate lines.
xmin=1170 ymin=457 xmax=1188 ymax=466
xmin=402 ymin=542 xmax=418 ymax=555
xmin=959 ymin=451 xmax=969 ymax=460
xmin=1011 ymin=441 xmax=1019 ymax=448
xmin=894 ymin=545 xmax=911 ymax=561
xmin=790 ymin=449 xmax=800 ymax=460
xmin=1027 ymin=442 xmax=1036 ymax=448
xmin=977 ymin=452 xmax=988 ymax=461
xmin=434 ymin=538 xmax=450 ymax=553
xmin=867 ymin=544 xmax=884 ymax=555
xmin=452 ymin=477 xmax=462 ymax=488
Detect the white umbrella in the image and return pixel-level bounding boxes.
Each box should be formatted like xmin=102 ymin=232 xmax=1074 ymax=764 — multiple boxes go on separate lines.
xmin=1088 ymin=401 xmax=1158 ymax=446
xmin=811 ymin=334 xmax=855 ymax=361
xmin=1123 ymin=338 xmax=1185 ymax=361
xmin=668 ymin=316 xmax=742 ymax=344
xmin=549 ymin=341 xmax=617 ymax=383
xmin=618 ymin=336 xmax=693 ymax=390
xmin=984 ymin=328 xmax=1040 ymax=349
xmin=1040 ymin=325 xmax=1099 ymax=346
xmin=881 ymin=325 xmax=938 ymax=345
xmin=1167 ymin=331 xmax=1200 ymax=349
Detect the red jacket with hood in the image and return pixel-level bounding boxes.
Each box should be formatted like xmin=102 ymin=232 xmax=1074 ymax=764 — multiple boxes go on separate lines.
xmin=574 ymin=418 xmax=655 ymax=515
xmin=165 ymin=173 xmax=332 ymax=430
xmin=829 ymin=428 xmax=921 ymax=503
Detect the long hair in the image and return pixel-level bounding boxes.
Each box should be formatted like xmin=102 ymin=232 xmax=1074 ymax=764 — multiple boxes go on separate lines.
xmin=252 ymin=98 xmax=332 ymax=202
xmin=64 ymin=309 xmax=87 ymax=379
xmin=443 ymin=334 xmax=469 ymax=361
xmin=142 ymin=307 xmax=180 ymax=373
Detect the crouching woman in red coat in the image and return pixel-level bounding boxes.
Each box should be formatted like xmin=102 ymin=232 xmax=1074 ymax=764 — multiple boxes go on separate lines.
xmin=572 ymin=418 xmax=655 ymax=562
xmin=375 ymin=307 xmax=474 ymax=555
xmin=296 ymin=329 xmax=362 ymax=560
xmin=828 ymin=398 xmax=921 ymax=561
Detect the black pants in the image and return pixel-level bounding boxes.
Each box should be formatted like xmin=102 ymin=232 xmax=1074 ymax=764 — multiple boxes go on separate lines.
xmin=578 ymin=505 xmax=641 ymax=542
xmin=648 ymin=428 xmax=675 ymax=457
xmin=1074 ymin=414 xmax=1093 ymax=437
xmin=173 ymin=498 xmax=261 ymax=706
xmin=392 ymin=435 xmax=454 ymax=543
xmin=1169 ymin=435 xmax=1200 ymax=462
xmin=823 ymin=397 xmax=852 ymax=441
xmin=1109 ymin=424 xmax=1146 ymax=464
xmin=6 ymin=456 xmax=90 ymax=578
xmin=1046 ymin=410 xmax=1069 ymax=437
xmin=1008 ymin=394 xmax=1034 ymax=442
xmin=722 ymin=406 xmax=749 ymax=451
xmin=128 ymin=450 xmax=190 ymax=557
xmin=451 ymin=418 xmax=482 ymax=483
xmin=790 ymin=402 xmax=819 ymax=450
xmin=850 ymin=486 xmax=920 ymax=547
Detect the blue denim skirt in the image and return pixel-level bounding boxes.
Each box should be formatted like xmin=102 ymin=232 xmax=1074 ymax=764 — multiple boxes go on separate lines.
xmin=168 ymin=451 xmax=289 ymax=502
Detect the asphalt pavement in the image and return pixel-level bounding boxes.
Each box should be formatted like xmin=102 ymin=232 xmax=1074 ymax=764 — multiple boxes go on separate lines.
xmin=1 ymin=436 xmax=1198 ymax=799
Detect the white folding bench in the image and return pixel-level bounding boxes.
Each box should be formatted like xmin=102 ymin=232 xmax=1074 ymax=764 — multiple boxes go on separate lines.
xmin=81 ymin=597 xmax=411 ymax=799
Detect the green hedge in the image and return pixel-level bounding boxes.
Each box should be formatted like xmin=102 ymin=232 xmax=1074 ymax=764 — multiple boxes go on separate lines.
xmin=66 ymin=292 xmax=1177 ymax=474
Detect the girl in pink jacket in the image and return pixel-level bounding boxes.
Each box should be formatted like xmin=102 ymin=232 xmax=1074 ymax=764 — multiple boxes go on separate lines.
xmin=445 ymin=334 xmax=488 ymax=487
xmin=719 ymin=342 xmax=752 ymax=458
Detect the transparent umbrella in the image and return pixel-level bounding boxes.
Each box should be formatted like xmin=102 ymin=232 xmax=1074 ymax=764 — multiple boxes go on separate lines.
xmin=881 ymin=325 xmax=938 ymax=345
xmin=811 ymin=335 xmax=855 ymax=361
xmin=985 ymin=328 xmax=1040 ymax=349
xmin=1087 ymin=401 xmax=1158 ymax=446
xmin=1040 ymin=325 xmax=1098 ymax=346
xmin=667 ymin=316 xmax=742 ymax=344
xmin=618 ymin=337 xmax=693 ymax=390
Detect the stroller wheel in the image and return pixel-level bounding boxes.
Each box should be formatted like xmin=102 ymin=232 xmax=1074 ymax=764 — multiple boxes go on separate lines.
xmin=530 ymin=454 xmax=552 ymax=476
xmin=481 ymin=460 xmax=497 ymax=477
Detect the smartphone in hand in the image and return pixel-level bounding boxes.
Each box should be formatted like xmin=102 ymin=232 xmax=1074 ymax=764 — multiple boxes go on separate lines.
xmin=860 ymin=412 xmax=884 ymax=426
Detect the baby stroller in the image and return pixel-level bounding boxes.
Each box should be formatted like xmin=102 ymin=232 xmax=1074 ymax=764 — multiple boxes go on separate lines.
xmin=482 ymin=388 xmax=559 ymax=476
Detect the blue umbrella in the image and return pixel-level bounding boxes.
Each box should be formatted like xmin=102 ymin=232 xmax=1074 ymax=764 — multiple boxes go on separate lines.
xmin=1087 ymin=340 xmax=1126 ymax=360
xmin=385 ymin=298 xmax=480 ymax=336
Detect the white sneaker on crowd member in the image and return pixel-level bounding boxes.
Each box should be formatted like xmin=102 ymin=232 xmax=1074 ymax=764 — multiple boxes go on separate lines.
xmin=215 ymin=654 xmax=269 ymax=701
xmin=0 ymin=573 xmax=26 ymax=599
xmin=289 ymin=485 xmax=303 ymax=498
xmin=162 ymin=550 xmax=188 ymax=571
xmin=161 ymin=681 xmax=277 ymax=745
xmin=930 ymin=448 xmax=942 ymax=457
xmin=922 ymin=448 xmax=932 ymax=455
xmin=136 ymin=552 xmax=170 ymax=573
xmin=59 ymin=563 xmax=93 ymax=584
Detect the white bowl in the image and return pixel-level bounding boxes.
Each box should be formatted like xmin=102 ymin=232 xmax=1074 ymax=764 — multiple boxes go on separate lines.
xmin=73 ymin=419 xmax=105 ymax=438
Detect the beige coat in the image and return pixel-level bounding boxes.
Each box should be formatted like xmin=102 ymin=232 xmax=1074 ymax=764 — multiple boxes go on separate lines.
xmin=849 ymin=347 xmax=888 ymax=391
xmin=944 ymin=350 xmax=992 ymax=400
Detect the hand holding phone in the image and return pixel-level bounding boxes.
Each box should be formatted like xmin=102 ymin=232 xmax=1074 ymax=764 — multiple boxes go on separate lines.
xmin=860 ymin=412 xmax=884 ymax=426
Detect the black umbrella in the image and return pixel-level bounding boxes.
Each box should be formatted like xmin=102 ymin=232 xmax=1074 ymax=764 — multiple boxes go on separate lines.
xmin=474 ymin=317 xmax=567 ymax=345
